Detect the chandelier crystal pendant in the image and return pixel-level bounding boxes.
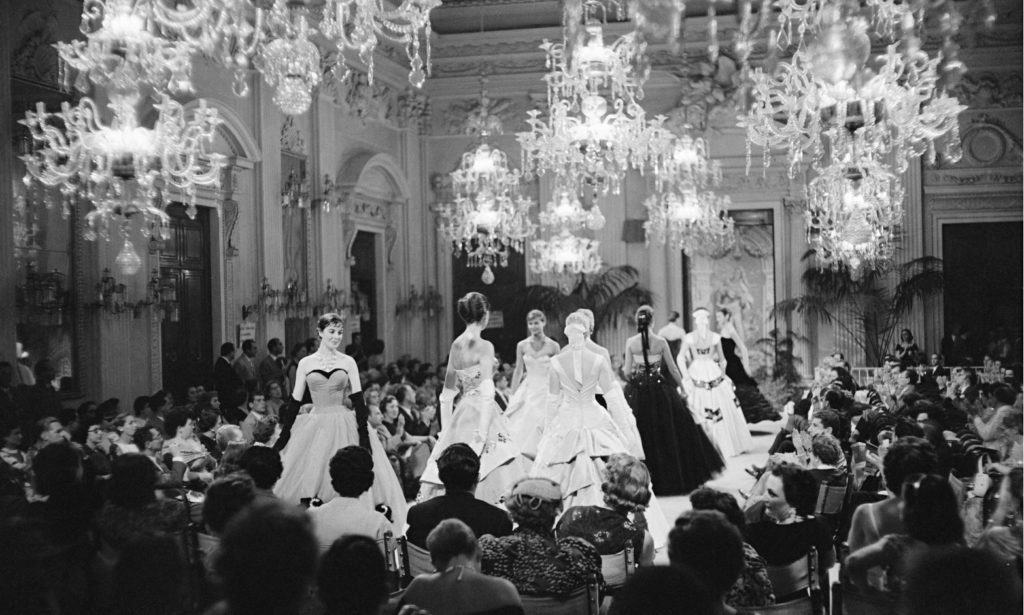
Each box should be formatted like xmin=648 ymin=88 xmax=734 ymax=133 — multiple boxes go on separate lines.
xmin=321 ymin=0 xmax=441 ymax=88
xmin=805 ymin=156 xmax=904 ymax=274
xmin=256 ymin=2 xmax=322 ymax=116
xmin=538 ymin=184 xmax=606 ymax=232
xmin=20 ymin=91 xmax=225 ymax=268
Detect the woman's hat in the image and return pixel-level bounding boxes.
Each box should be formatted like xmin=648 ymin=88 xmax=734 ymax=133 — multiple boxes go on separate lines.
xmin=509 ymin=477 xmax=561 ymax=501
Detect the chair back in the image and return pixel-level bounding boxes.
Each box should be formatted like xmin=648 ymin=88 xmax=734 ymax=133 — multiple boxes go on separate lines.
xmin=830 ymin=582 xmax=899 ymax=615
xmin=399 ymin=537 xmax=436 ymax=579
xmin=815 ymin=481 xmax=849 ymax=516
xmin=767 ymin=552 xmax=811 ymax=598
xmin=734 ymin=596 xmax=815 ymax=615
xmin=599 ymin=544 xmax=635 ymax=590
xmin=520 ymin=575 xmax=599 ymax=615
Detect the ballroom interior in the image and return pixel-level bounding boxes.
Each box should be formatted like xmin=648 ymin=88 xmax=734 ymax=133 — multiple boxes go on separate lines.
xmin=2 ymin=0 xmax=1021 ymax=406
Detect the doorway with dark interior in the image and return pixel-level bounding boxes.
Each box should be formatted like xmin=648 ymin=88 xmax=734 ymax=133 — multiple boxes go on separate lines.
xmin=350 ymin=231 xmax=378 ymax=354
xmin=160 ymin=204 xmax=213 ymax=401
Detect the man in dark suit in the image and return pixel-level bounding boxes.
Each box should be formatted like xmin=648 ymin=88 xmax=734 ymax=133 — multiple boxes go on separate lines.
xmin=258 ymin=337 xmax=288 ymax=392
xmin=405 ymin=443 xmax=512 ymax=548
xmin=214 ymin=342 xmax=243 ymax=410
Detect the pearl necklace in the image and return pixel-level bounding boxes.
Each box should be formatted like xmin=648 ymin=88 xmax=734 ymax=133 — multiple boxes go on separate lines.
xmin=315 ymin=350 xmax=342 ymax=371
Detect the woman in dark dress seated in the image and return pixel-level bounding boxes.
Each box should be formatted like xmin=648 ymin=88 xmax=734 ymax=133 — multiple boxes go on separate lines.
xmin=556 ymin=453 xmax=656 ymax=565
xmin=745 ymin=465 xmax=834 ymax=602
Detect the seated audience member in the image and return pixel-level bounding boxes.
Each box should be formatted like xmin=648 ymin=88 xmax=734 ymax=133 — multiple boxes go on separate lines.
xmin=974 ymin=467 xmax=1023 ymax=570
xmin=807 ymin=433 xmax=846 ymax=485
xmin=238 ymin=446 xmax=283 ymax=504
xmin=250 ymin=416 xmax=278 ymax=447
xmin=668 ymin=510 xmax=746 ymax=615
xmin=307 ymin=446 xmax=392 ymax=551
xmin=406 ymin=443 xmax=512 ymax=548
xmin=745 ymin=465 xmax=835 ymax=599
xmin=111 ymin=414 xmax=140 ymax=455
xmin=163 ymin=408 xmax=215 ymax=485
xmin=479 ymin=477 xmax=602 ymax=597
xmin=133 ymin=425 xmax=178 ymax=488
xmin=847 ymin=437 xmax=939 ymax=554
xmin=240 ymin=393 xmax=274 ymax=443
xmin=400 ymin=519 xmax=523 ymax=615
xmin=974 ymin=385 xmax=1017 ymax=451
xmin=195 ymin=407 xmax=222 ymax=460
xmin=317 ymin=535 xmax=392 ymax=615
xmin=212 ymin=501 xmax=318 ymax=615
xmin=81 ymin=420 xmax=113 ymax=482
xmin=847 ymin=474 xmax=964 ymax=593
xmin=95 ymin=454 xmax=188 ymax=552
xmin=609 ymin=565 xmax=716 ymax=615
xmin=689 ymin=487 xmax=775 ymax=608
xmin=199 ymin=473 xmax=257 ymax=597
xmin=902 ymin=546 xmax=1022 ymax=615
xmin=0 ymin=419 xmax=27 ymax=474
xmin=264 ymin=381 xmax=285 ymax=419
xmin=556 ymin=453 xmax=655 ymax=565
xmin=111 ymin=534 xmax=186 ymax=615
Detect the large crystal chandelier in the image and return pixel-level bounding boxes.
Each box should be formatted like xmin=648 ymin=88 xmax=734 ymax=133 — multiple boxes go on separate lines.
xmin=740 ymin=13 xmax=966 ymax=178
xmin=321 ymin=0 xmax=440 ymax=88
xmin=517 ymin=2 xmax=674 ymax=195
xmin=530 ymin=229 xmax=603 ymax=278
xmin=538 ymin=183 xmax=606 ymax=232
xmin=437 ymin=77 xmax=537 ymax=284
xmin=256 ymin=3 xmax=322 ymax=116
xmin=644 ymin=129 xmax=734 ymax=254
xmin=805 ymin=156 xmax=904 ymax=275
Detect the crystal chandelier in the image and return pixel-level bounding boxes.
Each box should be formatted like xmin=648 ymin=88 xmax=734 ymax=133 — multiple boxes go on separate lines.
xmin=321 ymin=0 xmax=441 ymax=88
xmin=739 ymin=5 xmax=967 ymax=178
xmin=20 ymin=91 xmax=225 ymax=269
xmin=517 ymin=5 xmax=674 ymax=195
xmin=437 ymin=76 xmax=537 ymax=283
xmin=257 ymin=4 xmax=322 ymax=116
xmin=530 ymin=229 xmax=603 ymax=277
xmin=538 ymin=184 xmax=606 ymax=232
xmin=805 ymin=157 xmax=904 ymax=274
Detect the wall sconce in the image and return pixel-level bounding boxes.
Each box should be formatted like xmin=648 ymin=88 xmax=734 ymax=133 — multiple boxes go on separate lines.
xmin=281 ymin=170 xmax=310 ymax=209
xmin=147 ymin=269 xmax=180 ymax=322
xmin=16 ymin=263 xmax=68 ymax=325
xmin=317 ymin=175 xmax=339 ymax=212
xmin=318 ymin=278 xmax=348 ymax=315
xmin=283 ymin=277 xmax=308 ymax=315
xmin=96 ymin=268 xmax=129 ymax=315
xmin=395 ymin=285 xmax=443 ymax=319
xmin=257 ymin=277 xmax=282 ymax=315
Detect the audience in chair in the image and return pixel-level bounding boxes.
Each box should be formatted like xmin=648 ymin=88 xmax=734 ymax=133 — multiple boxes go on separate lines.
xmin=307 ymin=446 xmax=393 ymax=551
xmin=669 ymin=510 xmax=746 ymax=615
xmin=237 ymin=446 xmax=283 ymax=504
xmin=479 ymin=477 xmax=602 ymax=597
xmin=689 ymin=487 xmax=775 ymax=608
xmin=406 ymin=443 xmax=512 ymax=548
xmin=846 ymin=473 xmax=965 ymax=594
xmin=318 ymin=535 xmax=392 ymax=615
xmin=556 ymin=453 xmax=656 ymax=565
xmin=609 ymin=565 xmax=716 ymax=615
xmin=400 ymin=519 xmax=524 ymax=615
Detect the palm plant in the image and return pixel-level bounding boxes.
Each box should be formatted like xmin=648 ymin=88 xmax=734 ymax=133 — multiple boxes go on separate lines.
xmin=517 ymin=266 xmax=654 ymax=343
xmin=773 ymin=252 xmax=944 ymax=365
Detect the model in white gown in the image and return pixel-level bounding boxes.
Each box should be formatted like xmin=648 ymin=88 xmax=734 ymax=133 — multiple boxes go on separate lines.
xmin=419 ymin=293 xmax=529 ymax=506
xmin=681 ymin=308 xmax=753 ymax=458
xmin=505 ymin=311 xmax=560 ymax=458
xmin=274 ymin=319 xmax=407 ymax=531
xmin=530 ymin=317 xmax=667 ymax=544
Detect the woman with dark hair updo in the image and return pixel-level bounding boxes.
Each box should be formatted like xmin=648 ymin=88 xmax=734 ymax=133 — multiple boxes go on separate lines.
xmin=624 ymin=306 xmax=724 ymax=495
xmin=419 ymin=293 xmax=528 ymax=505
xmin=273 ymin=312 xmax=406 ymax=531
xmin=556 ymin=453 xmax=658 ymax=565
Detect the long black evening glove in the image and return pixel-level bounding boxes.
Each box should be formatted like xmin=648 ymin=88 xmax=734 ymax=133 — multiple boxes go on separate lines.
xmin=349 ymin=391 xmax=372 ymax=450
xmin=273 ymin=396 xmax=302 ymax=452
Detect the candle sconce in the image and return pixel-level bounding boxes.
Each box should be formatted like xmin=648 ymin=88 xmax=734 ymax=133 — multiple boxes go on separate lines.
xmin=395 ymin=285 xmax=443 ymax=318
xmin=95 ymin=268 xmax=130 ymax=315
xmin=16 ymin=263 xmax=68 ymax=325
xmin=147 ymin=269 xmax=180 ymax=322
xmin=317 ymin=278 xmax=348 ymax=315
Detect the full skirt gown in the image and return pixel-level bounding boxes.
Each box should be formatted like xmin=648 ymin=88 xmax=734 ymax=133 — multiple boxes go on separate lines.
xmin=531 ymin=359 xmax=668 ymax=547
xmin=684 ymin=356 xmax=754 ymax=458
xmin=721 ymin=337 xmax=779 ymax=423
xmin=503 ymin=354 xmax=551 ymax=459
xmin=274 ymin=370 xmax=407 ymax=530
xmin=624 ymin=360 xmax=724 ymax=496
xmin=419 ymin=367 xmax=528 ymax=506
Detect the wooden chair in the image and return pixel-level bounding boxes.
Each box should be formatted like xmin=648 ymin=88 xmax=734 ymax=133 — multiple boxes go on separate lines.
xmin=764 ymin=547 xmax=825 ymax=615
xmin=520 ymin=575 xmax=600 ymax=615
xmin=398 ymin=536 xmax=435 ymax=584
xmin=830 ymin=582 xmax=898 ymax=615
xmin=376 ymin=531 xmax=404 ymax=594
xmin=599 ymin=544 xmax=636 ymax=592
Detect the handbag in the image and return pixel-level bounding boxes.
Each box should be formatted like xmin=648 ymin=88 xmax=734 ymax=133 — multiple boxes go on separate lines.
xmin=971 ymin=455 xmax=993 ymax=498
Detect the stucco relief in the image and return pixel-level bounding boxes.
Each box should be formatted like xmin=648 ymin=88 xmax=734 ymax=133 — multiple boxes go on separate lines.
xmin=442 ymin=94 xmax=515 ymax=136
xmin=280 ymin=116 xmax=307 ymax=155
xmin=338 ymin=73 xmax=397 ymax=126
xmin=664 ymin=55 xmax=743 ymax=132
xmin=13 ymin=5 xmax=60 ymax=86
xmin=951 ymin=71 xmax=1023 ymax=109
xmin=399 ymin=90 xmax=431 ymax=134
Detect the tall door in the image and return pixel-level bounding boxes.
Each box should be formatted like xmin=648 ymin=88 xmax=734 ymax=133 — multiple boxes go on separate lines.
xmin=160 ymin=204 xmax=213 ymax=400
xmin=350 ymin=231 xmax=378 ymax=344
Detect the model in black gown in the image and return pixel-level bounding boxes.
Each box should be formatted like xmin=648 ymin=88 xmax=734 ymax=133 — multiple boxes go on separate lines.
xmin=717 ymin=308 xmax=779 ymax=423
xmin=623 ymin=307 xmax=724 ymax=496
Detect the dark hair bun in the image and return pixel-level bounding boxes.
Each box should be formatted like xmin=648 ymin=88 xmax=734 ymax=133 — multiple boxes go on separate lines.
xmin=457 ymin=292 xmax=490 ymax=324
xmin=635 ymin=305 xmax=653 ymax=332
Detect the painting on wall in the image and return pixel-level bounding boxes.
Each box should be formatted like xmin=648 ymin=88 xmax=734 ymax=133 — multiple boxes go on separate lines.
xmin=688 ymin=210 xmax=776 ymax=374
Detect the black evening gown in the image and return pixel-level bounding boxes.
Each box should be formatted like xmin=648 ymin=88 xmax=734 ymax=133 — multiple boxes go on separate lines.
xmin=624 ymin=357 xmax=724 ymax=496
xmin=721 ymin=337 xmax=779 ymax=423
